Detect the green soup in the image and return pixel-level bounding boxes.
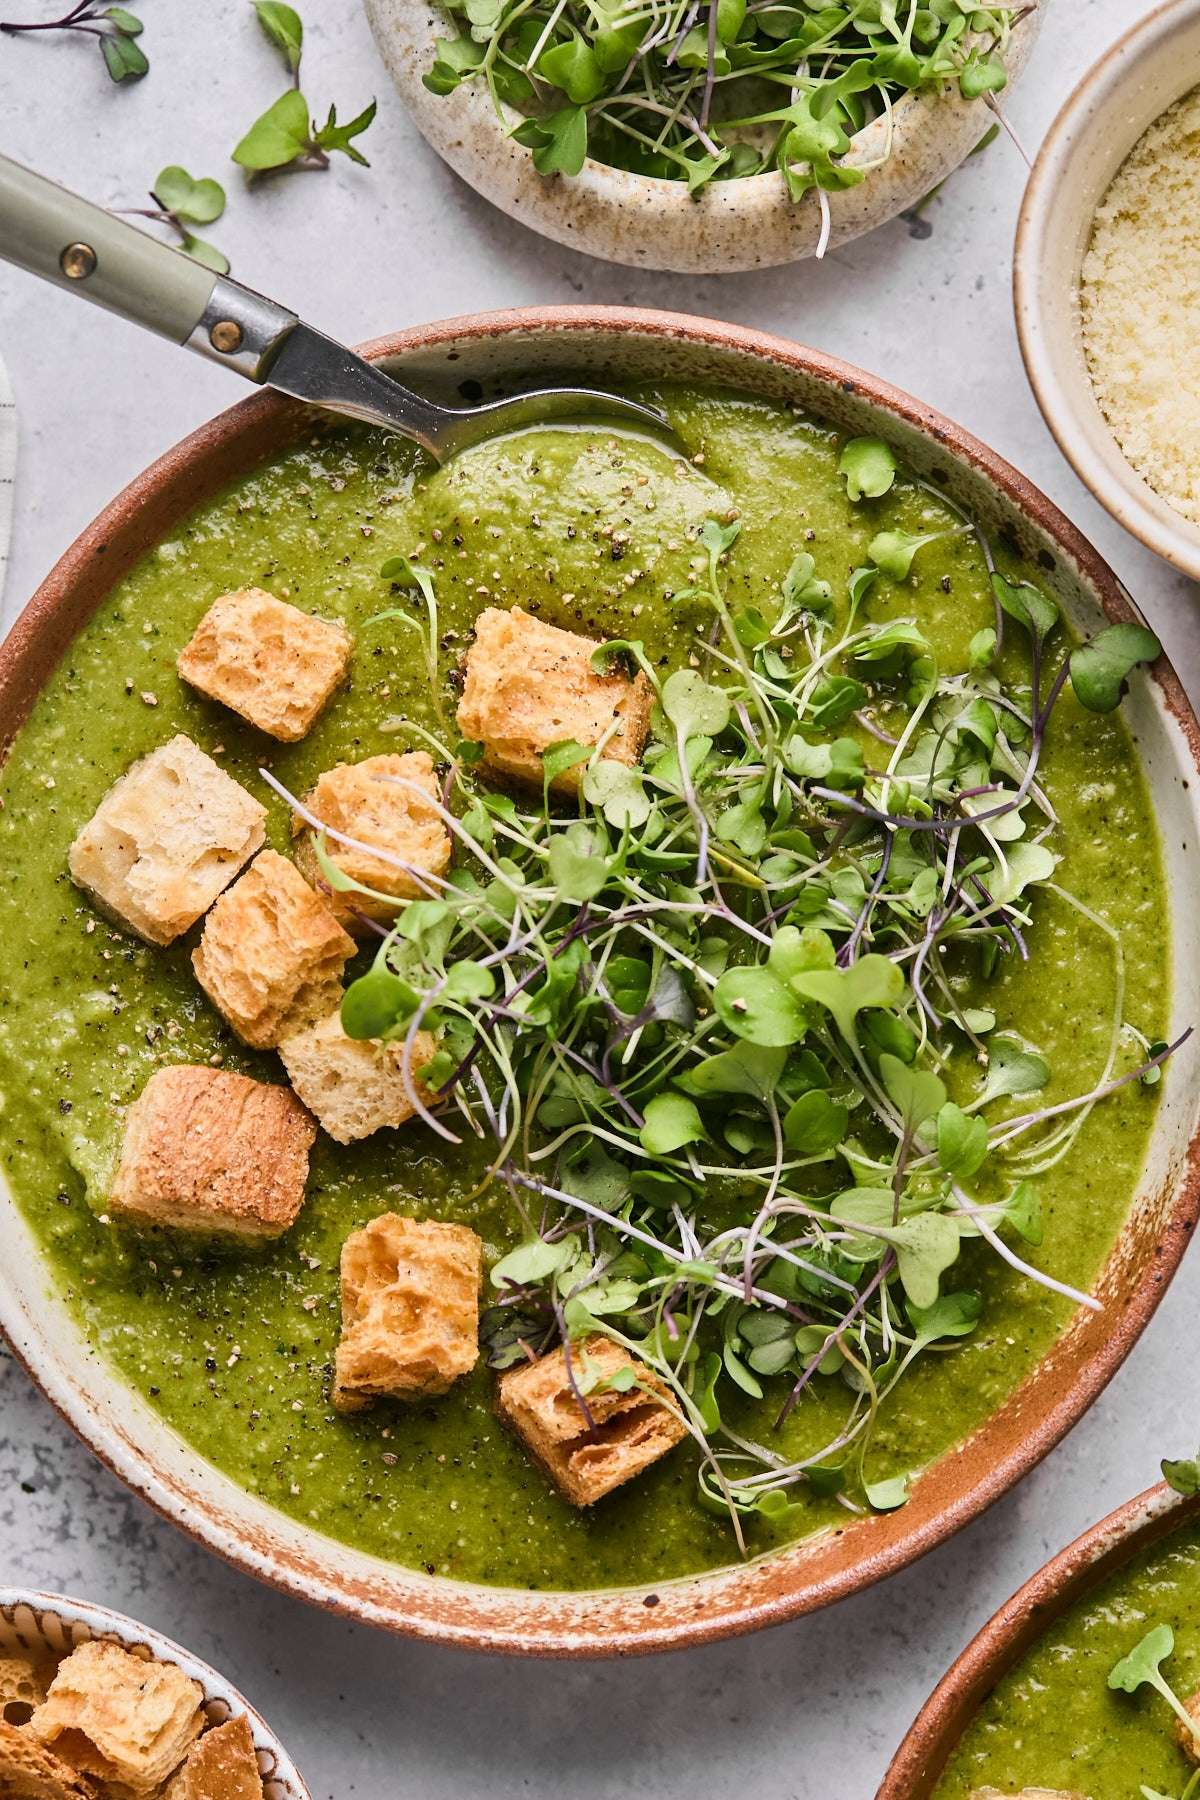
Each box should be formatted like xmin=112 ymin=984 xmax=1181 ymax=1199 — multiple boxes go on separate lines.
xmin=935 ymin=1514 xmax=1200 ymax=1798
xmin=0 ymin=387 xmax=1167 ymax=1590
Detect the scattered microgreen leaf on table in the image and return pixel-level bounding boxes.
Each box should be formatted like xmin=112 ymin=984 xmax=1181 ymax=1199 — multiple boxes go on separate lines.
xmin=122 ymin=166 xmax=230 ymax=273
xmin=0 ymin=0 xmax=146 ymax=80
xmin=233 ymin=3 xmax=376 ymax=173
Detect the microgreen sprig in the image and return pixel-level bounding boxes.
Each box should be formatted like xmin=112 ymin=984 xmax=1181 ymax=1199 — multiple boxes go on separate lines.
xmin=0 ymin=0 xmax=146 ymax=81
xmin=233 ymin=2 xmax=376 ymax=174
xmin=425 ymin=0 xmax=1028 ymax=235
xmin=278 ymin=449 xmax=1168 ymax=1542
xmin=1110 ymin=1626 xmax=1200 ymax=1800
xmin=122 ymin=165 xmax=230 ymax=274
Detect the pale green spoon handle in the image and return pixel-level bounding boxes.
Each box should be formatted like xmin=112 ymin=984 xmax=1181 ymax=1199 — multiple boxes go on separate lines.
xmin=0 ymin=152 xmax=217 ymax=342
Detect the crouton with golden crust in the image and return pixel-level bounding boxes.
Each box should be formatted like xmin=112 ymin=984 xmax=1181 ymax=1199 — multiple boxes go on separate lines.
xmin=162 ymin=1714 xmax=263 ymax=1800
xmin=1175 ymin=1689 xmax=1200 ymax=1764
xmin=192 ymin=850 xmax=355 ymax=1048
xmin=0 ymin=1652 xmax=55 ymax=1726
xmin=30 ymin=1640 xmax=203 ymax=1797
xmin=456 ymin=607 xmax=653 ymax=792
xmin=109 ymin=1065 xmax=315 ymax=1239
xmin=0 ymin=1719 xmax=96 ymax=1799
xmin=333 ymin=1213 xmax=483 ymax=1412
xmin=292 ymin=752 xmax=451 ymax=929
xmin=495 ymin=1334 xmax=686 ymax=1506
xmin=68 ymin=735 xmax=265 ymax=946
xmin=279 ymin=1012 xmax=437 ymax=1145
xmin=176 ymin=587 xmax=352 ymax=742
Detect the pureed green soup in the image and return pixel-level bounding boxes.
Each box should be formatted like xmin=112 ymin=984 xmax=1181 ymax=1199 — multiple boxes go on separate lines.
xmin=0 ymin=387 xmax=1167 ymax=1590
xmin=936 ymin=1514 xmax=1200 ymax=1799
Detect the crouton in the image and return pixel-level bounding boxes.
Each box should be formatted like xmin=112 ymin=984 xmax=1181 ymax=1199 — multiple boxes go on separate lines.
xmin=176 ymin=587 xmax=352 ymax=742
xmin=495 ymin=1334 xmax=686 ymax=1506
xmin=292 ymin=752 xmax=451 ymax=928
xmin=192 ymin=850 xmax=355 ymax=1048
xmin=30 ymin=1640 xmax=204 ymax=1797
xmin=0 ymin=1653 xmax=54 ymax=1727
xmin=279 ymin=1011 xmax=438 ymax=1144
xmin=333 ymin=1212 xmax=483 ymax=1411
xmin=68 ymin=735 xmax=265 ymax=946
xmin=0 ymin=1718 xmax=95 ymax=1799
xmin=1176 ymin=1690 xmax=1200 ymax=1763
xmin=109 ymin=1065 xmax=315 ymax=1239
xmin=162 ymin=1715 xmax=263 ymax=1800
xmin=456 ymin=607 xmax=653 ymax=791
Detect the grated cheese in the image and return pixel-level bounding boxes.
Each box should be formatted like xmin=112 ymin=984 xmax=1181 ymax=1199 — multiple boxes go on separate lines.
xmin=1079 ymin=86 xmax=1200 ymax=524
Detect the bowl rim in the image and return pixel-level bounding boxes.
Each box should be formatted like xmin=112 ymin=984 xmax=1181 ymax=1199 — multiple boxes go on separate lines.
xmin=367 ymin=2 xmax=1041 ymax=272
xmin=875 ymin=1480 xmax=1200 ymax=1798
xmin=0 ymin=1584 xmax=312 ymax=1799
xmin=1013 ymin=0 xmax=1200 ymax=580
xmin=3 ymin=302 xmax=1200 ymax=1657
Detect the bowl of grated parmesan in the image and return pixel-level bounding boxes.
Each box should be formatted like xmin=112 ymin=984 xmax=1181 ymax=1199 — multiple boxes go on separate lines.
xmin=1015 ymin=0 xmax=1200 ymax=580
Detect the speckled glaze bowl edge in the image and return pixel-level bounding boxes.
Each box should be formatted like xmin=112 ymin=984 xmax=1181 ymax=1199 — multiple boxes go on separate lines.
xmin=1 ymin=305 xmax=1199 ymax=1658
xmin=875 ymin=1482 xmax=1200 ymax=1798
xmin=0 ymin=1587 xmax=310 ymax=1799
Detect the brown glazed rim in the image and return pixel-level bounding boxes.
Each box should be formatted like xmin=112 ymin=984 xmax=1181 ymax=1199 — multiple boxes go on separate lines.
xmin=876 ymin=1481 xmax=1200 ymax=1798
xmin=2 ymin=304 xmax=1199 ymax=1657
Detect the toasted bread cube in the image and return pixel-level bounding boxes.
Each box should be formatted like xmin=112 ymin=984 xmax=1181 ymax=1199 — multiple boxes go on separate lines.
xmin=496 ymin=1334 xmax=686 ymax=1506
xmin=292 ymin=752 xmax=451 ymax=929
xmin=0 ymin=1719 xmax=96 ymax=1799
xmin=110 ymin=1065 xmax=315 ymax=1239
xmin=68 ymin=734 xmax=265 ymax=946
xmin=0 ymin=1652 xmax=55 ymax=1727
xmin=333 ymin=1213 xmax=482 ymax=1411
xmin=177 ymin=587 xmax=352 ymax=742
xmin=192 ymin=850 xmax=355 ymax=1048
xmin=162 ymin=1714 xmax=263 ymax=1800
xmin=456 ymin=607 xmax=653 ymax=792
xmin=30 ymin=1640 xmax=204 ymax=1797
xmin=279 ymin=1011 xmax=438 ymax=1144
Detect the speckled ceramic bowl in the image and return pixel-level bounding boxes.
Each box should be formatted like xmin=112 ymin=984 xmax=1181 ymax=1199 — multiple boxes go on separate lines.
xmin=1015 ymin=0 xmax=1200 ymax=580
xmin=0 ymin=1588 xmax=310 ymax=1798
xmin=367 ymin=2 xmax=1041 ymax=273
xmin=876 ymin=1481 xmax=1200 ymax=1798
xmin=2 ymin=307 xmax=1200 ymax=1656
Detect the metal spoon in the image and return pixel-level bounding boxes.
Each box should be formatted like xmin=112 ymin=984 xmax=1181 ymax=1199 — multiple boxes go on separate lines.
xmin=0 ymin=154 xmax=672 ymax=460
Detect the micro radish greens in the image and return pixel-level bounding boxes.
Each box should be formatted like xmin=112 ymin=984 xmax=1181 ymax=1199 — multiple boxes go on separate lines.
xmin=269 ymin=445 xmax=1171 ymax=1544
xmin=425 ymin=0 xmax=1030 ymax=224
xmin=1109 ymin=1626 xmax=1200 ymax=1800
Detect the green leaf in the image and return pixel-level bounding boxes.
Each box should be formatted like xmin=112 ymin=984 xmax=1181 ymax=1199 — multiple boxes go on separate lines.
xmin=583 ymin=759 xmax=651 ymax=828
xmin=782 ymin=1089 xmax=848 ymax=1155
xmin=791 ymin=955 xmax=905 ymax=1046
xmin=1069 ymin=623 xmax=1160 ymax=713
xmin=880 ymin=1053 xmax=946 ymax=1134
xmin=547 ymin=822 xmax=610 ymax=902
xmin=313 ymin=99 xmax=377 ymax=166
xmin=782 ymin=550 xmax=832 ymax=615
xmin=980 ymin=1036 xmax=1050 ymax=1104
xmin=513 ymin=105 xmax=588 ymax=176
xmin=254 ymin=0 xmax=303 ymax=72
xmin=864 ymin=1473 xmax=909 ymax=1511
xmin=1004 ymin=1180 xmax=1043 ymax=1246
xmin=180 ymin=233 xmax=230 ymax=274
xmin=851 ymin=621 xmax=930 ymax=666
xmin=443 ymin=960 xmax=495 ymax=1003
xmin=341 ymin=964 xmax=418 ymax=1039
xmin=713 ymin=967 xmax=808 ymax=1047
xmin=541 ymin=738 xmax=591 ymax=792
xmin=891 ymin=1212 xmax=961 ymax=1308
xmin=936 ymin=1101 xmax=989 ymax=1178
xmin=683 ymin=1042 xmax=787 ymax=1099
xmin=809 ymin=675 xmax=865 ymax=728
xmin=968 ymin=626 xmax=997 ymax=671
xmin=991 ymin=572 xmax=1059 ymax=643
xmin=867 ymin=528 xmax=939 ymax=581
xmin=153 ymin=166 xmax=226 ymax=224
xmin=491 ymin=1237 xmax=573 ymax=1288
xmin=908 ymin=1290 xmax=983 ymax=1345
xmin=662 ymin=668 xmax=731 ymax=739
xmin=640 ymin=1092 xmax=705 ymax=1155
xmin=101 ymin=30 xmax=148 ymax=79
xmin=233 ymin=89 xmax=310 ymax=170
xmin=538 ymin=32 xmax=606 ymax=103
xmin=839 ymin=437 xmax=898 ymax=502
xmin=103 ymin=6 xmax=142 ymax=33
xmin=424 ymin=33 xmax=486 ymax=95
xmin=1163 ymin=1454 xmax=1200 ymax=1497
xmin=1108 ymin=1624 xmax=1175 ymax=1695
xmin=959 ymin=49 xmax=1007 ymax=98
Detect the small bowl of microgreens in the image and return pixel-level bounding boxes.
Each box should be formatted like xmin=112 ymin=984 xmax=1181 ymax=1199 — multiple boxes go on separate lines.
xmin=366 ymin=0 xmax=1041 ymax=273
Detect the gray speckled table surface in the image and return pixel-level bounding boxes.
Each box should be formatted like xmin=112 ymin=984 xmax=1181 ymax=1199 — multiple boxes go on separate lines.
xmin=0 ymin=4 xmax=1195 ymax=1796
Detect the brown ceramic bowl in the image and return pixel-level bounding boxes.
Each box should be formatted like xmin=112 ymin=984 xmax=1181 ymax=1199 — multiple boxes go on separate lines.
xmin=2 ymin=307 xmax=1200 ymax=1656
xmin=876 ymin=1481 xmax=1200 ymax=1798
